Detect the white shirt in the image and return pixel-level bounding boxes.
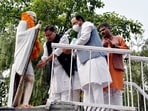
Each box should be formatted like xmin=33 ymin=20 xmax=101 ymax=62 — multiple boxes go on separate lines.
xmin=76 ymin=21 xmax=94 ymax=45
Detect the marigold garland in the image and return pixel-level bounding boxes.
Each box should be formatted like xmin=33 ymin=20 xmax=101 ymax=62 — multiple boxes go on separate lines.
xmin=21 ymin=12 xmax=42 ymax=60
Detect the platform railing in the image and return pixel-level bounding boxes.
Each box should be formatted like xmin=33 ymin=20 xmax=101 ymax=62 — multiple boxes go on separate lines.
xmin=50 ymin=43 xmax=148 ymax=111
xmin=124 ymin=55 xmax=148 ymax=111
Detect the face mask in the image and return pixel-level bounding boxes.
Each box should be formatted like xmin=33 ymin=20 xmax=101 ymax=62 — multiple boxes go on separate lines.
xmin=72 ymin=24 xmax=80 ymax=32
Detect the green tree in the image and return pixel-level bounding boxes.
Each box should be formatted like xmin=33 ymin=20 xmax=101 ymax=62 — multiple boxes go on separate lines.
xmin=140 ymin=39 xmax=148 ymax=84
xmin=95 ymin=12 xmax=144 ymax=41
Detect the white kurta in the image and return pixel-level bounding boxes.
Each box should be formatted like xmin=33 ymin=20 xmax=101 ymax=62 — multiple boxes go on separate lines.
xmin=8 ymin=20 xmax=37 ymax=106
xmin=14 ymin=21 xmax=36 ymax=75
xmin=75 ymin=21 xmax=112 ymax=89
xmin=42 ymin=32 xmax=81 ymax=94
xmin=77 ymin=56 xmax=111 ymax=88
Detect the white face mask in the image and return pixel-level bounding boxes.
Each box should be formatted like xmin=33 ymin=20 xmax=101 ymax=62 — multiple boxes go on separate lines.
xmin=72 ymin=24 xmax=80 ymax=32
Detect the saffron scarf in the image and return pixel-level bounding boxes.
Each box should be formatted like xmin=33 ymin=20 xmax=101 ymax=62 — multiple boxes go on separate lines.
xmin=21 ymin=12 xmax=42 ymax=60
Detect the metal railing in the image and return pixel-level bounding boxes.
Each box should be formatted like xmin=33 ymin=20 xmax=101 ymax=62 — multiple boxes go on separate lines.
xmin=47 ymin=43 xmax=148 ymax=111
xmin=124 ymin=55 xmax=148 ymax=111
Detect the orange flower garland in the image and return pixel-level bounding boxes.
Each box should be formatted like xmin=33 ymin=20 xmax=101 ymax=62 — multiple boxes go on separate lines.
xmin=21 ymin=12 xmax=42 ymax=60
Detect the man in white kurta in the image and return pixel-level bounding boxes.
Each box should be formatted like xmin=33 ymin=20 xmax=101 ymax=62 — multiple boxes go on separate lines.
xmin=71 ymin=15 xmax=112 ymax=105
xmin=37 ymin=26 xmax=81 ymax=103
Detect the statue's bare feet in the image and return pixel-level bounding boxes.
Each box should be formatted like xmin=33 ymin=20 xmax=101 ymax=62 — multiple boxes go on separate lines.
xmin=16 ymin=104 xmax=33 ymax=108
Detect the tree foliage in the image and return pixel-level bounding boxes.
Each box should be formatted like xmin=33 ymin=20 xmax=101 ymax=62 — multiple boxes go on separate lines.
xmin=140 ymin=39 xmax=148 ymax=83
xmin=95 ymin=12 xmax=144 ymax=41
xmin=0 ymin=80 xmax=8 ymax=106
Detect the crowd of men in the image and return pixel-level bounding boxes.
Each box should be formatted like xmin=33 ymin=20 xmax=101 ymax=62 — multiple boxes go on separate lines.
xmin=9 ymin=11 xmax=128 ymax=109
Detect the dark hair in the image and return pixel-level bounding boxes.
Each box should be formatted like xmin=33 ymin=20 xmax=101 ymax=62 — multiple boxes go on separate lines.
xmin=98 ymin=23 xmax=111 ymax=30
xmin=74 ymin=14 xmax=85 ymax=22
xmin=44 ymin=25 xmax=56 ymax=32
